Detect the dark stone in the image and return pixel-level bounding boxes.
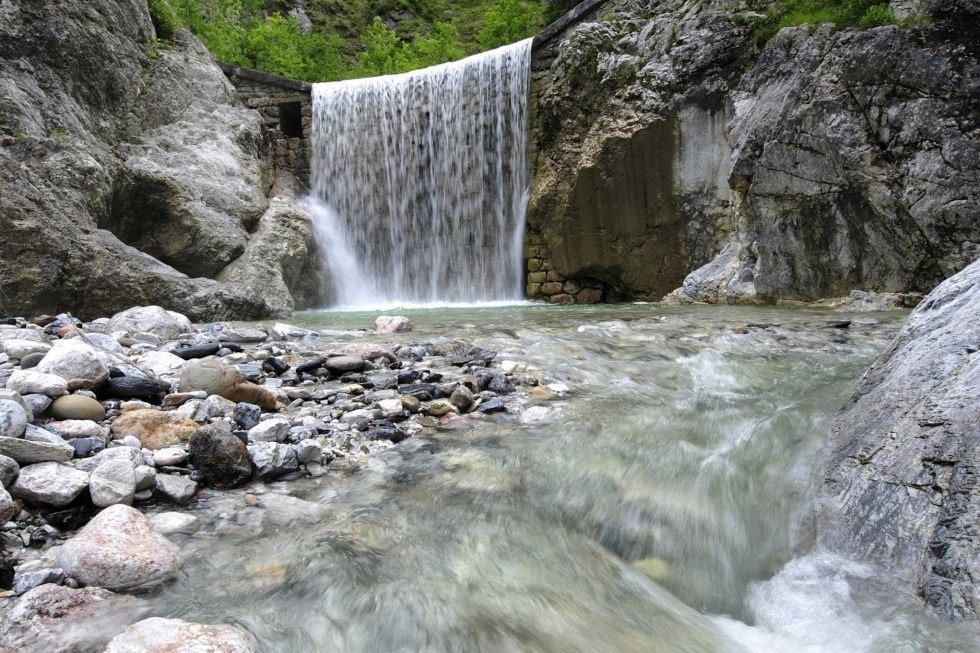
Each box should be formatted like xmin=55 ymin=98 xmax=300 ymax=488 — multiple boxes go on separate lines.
xmin=173 ymin=343 xmax=221 ymax=360
xmin=0 ymin=559 xmax=14 ymax=590
xmin=71 ymin=437 xmax=105 ymax=458
xmin=365 ymin=427 xmax=410 ymax=444
xmin=233 ymin=402 xmax=261 ymax=431
xmin=45 ymin=505 xmax=94 ymax=531
xmin=296 ymin=357 xmax=327 ymax=375
xmin=27 ymin=527 xmax=48 ymax=548
xmin=107 ymin=366 xmax=126 ymax=378
xmin=397 ymin=370 xmax=424 ymax=384
xmin=398 ymin=384 xmax=437 ymax=401
xmin=189 ymin=425 xmax=253 ymax=489
xmin=476 ymin=371 xmax=514 ymax=394
xmin=221 ymin=342 xmax=244 ymax=353
xmin=261 ymin=357 xmax=289 ymax=375
xmin=105 ymin=376 xmax=171 ymax=401
xmin=826 ymin=320 xmax=852 ymax=329
xmin=340 ymin=373 xmax=369 ymax=385
xmin=477 ymin=398 xmax=507 ymax=414
xmin=18 ymin=352 xmax=45 ymax=369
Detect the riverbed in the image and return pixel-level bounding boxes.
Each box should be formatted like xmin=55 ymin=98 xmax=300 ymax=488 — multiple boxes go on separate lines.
xmin=131 ymin=304 xmax=979 ymax=651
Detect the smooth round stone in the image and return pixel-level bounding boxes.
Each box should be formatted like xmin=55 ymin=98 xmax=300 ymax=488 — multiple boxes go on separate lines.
xmin=153 ymin=448 xmax=189 ymax=467
xmin=18 ymin=352 xmax=46 ymax=369
xmin=50 ymin=395 xmax=106 ymax=422
xmin=120 ymin=436 xmax=143 ymax=449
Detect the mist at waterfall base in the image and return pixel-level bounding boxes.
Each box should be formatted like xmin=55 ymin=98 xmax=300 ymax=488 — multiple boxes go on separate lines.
xmin=307 ymin=40 xmax=532 ymax=310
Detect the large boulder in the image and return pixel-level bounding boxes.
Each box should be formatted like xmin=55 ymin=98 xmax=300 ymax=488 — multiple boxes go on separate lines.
xmin=179 ymin=358 xmax=279 ymax=410
xmin=817 ymin=260 xmax=980 ymax=620
xmin=110 ymin=409 xmax=198 ymax=450
xmin=217 ymin=195 xmax=320 ymax=314
xmin=58 ymin=504 xmax=181 ymax=590
xmin=106 ymin=306 xmax=192 ymax=340
xmin=11 ymin=462 xmax=88 ymax=506
xmin=36 ymin=340 xmax=110 ymax=389
xmin=188 ymin=425 xmax=252 ymax=489
xmin=104 ymin=617 xmax=256 ymax=653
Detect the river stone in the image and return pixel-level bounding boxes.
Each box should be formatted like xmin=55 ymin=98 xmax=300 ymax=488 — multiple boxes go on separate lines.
xmin=46 ymin=419 xmax=109 ymax=440
xmin=58 ymin=505 xmax=181 ymax=590
xmin=3 ymin=339 xmax=51 ymax=359
xmin=450 ymin=385 xmax=474 ymax=411
xmin=150 ymin=512 xmax=200 ymax=535
xmin=24 ymin=424 xmax=75 ymax=450
xmin=134 ymin=465 xmax=157 ymax=492
xmin=426 ymin=400 xmax=457 ymax=417
xmin=104 ymin=617 xmax=256 ymax=653
xmin=233 ymin=402 xmax=261 ymax=430
xmin=73 ymin=446 xmax=143 ymax=474
xmin=22 ymin=393 xmax=52 ymax=415
xmin=0 ymin=399 xmax=28 ymax=438
xmin=172 ymin=343 xmax=221 ymax=360
xmin=35 ymin=339 xmax=110 ymax=390
xmin=11 ymin=462 xmax=88 ymax=506
xmin=135 ymin=351 xmax=186 ymax=377
xmin=0 ymin=485 xmax=16 ymax=523
xmin=73 ymin=436 xmax=107 ymax=458
xmin=90 ymin=457 xmax=137 ymax=507
xmin=271 ymin=323 xmax=316 ymax=339
xmin=189 ymin=425 xmax=252 ymax=488
xmin=18 ymin=352 xmax=46 ymax=369
xmin=110 ymin=410 xmax=198 ymax=450
xmin=247 ymin=418 xmax=290 ymax=443
xmin=179 ymin=358 xmax=278 ymax=410
xmin=0 ymin=328 xmax=46 ymax=344
xmin=324 ymin=356 xmax=365 ymax=374
xmin=106 ymin=307 xmax=192 ymax=341
xmin=375 ymin=315 xmax=413 ymax=333
xmin=0 ymin=583 xmax=148 ymax=653
xmin=153 ymin=447 xmax=189 ymax=466
xmin=49 ymin=394 xmax=106 ymax=421
xmin=107 ymin=377 xmax=172 ymax=401
xmin=13 ymin=568 xmax=66 ymax=596
xmin=153 ymin=474 xmax=197 ymax=505
xmin=0 ymin=437 xmax=73 ymax=465
xmin=0 ymin=454 xmax=18 ymax=486
xmin=6 ymin=370 xmax=68 ymax=398
xmin=163 ymin=391 xmax=207 ymax=406
xmin=247 ymin=442 xmax=298 ymax=479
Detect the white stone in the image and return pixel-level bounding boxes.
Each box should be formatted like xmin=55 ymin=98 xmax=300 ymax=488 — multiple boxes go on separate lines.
xmin=58 ymin=504 xmax=181 ymax=590
xmin=45 ymin=419 xmax=108 ymax=440
xmin=90 ymin=457 xmax=137 ymax=507
xmin=294 ymin=439 xmax=322 ymax=464
xmin=0 ymin=399 xmax=28 ymax=439
xmin=3 ymin=339 xmax=51 ymax=359
xmin=271 ymin=323 xmax=317 ymax=339
xmin=106 ymin=306 xmax=192 ymax=340
xmin=22 ymin=393 xmax=52 ymax=414
xmin=153 ymin=474 xmax=197 ymax=504
xmin=153 ymin=448 xmax=189 ymax=466
xmin=0 ymin=484 xmax=16 ymax=522
xmin=135 ymin=351 xmax=186 ymax=376
xmin=11 ymin=462 xmax=88 ymax=506
xmin=0 ymin=436 xmax=73 ymax=464
xmin=35 ymin=339 xmax=109 ymax=389
xmin=6 ymin=369 xmax=69 ymax=397
xmin=0 ymin=327 xmax=46 ymax=343
xmin=499 ymin=360 xmax=527 ymax=374
xmin=247 ymin=418 xmax=290 ymax=443
xmin=23 ymin=424 xmax=74 ymax=451
xmin=134 ymin=464 xmax=157 ymax=492
xmin=247 ymin=442 xmax=298 ymax=478
xmin=378 ymin=398 xmax=404 ymax=413
xmin=149 ymin=512 xmax=200 ymax=535
xmin=104 ymin=617 xmax=256 ymax=653
xmin=374 ymin=315 xmax=413 ymax=333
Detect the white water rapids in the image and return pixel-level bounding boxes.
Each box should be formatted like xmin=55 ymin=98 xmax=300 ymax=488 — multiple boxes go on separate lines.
xmin=308 ymin=40 xmax=532 ymax=309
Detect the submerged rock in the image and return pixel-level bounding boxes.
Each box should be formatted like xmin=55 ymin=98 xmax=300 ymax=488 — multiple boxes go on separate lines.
xmin=104 ymin=617 xmax=256 ymax=653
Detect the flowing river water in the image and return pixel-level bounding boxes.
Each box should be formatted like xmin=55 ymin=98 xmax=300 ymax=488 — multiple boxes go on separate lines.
xmin=129 ymin=304 xmax=977 ymax=652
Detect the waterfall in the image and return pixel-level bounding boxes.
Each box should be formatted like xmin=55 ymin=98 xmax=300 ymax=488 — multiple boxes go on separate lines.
xmin=308 ymin=39 xmax=533 ymax=309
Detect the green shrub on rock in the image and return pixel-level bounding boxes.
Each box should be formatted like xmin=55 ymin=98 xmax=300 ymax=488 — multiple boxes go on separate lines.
xmin=148 ymin=0 xmax=180 ymax=40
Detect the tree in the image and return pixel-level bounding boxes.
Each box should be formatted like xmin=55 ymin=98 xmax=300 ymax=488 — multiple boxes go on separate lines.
xmin=478 ymin=0 xmax=546 ymax=50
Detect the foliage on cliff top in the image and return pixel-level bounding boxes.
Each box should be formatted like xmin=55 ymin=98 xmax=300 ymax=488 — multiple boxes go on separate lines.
xmin=754 ymin=0 xmax=897 ymax=43
xmin=158 ymin=0 xmax=549 ymax=81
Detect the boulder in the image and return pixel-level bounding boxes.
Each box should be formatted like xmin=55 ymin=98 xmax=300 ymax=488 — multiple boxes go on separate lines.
xmin=0 ymin=399 xmax=28 ymax=439
xmin=134 ymin=351 xmax=186 ymax=377
xmin=153 ymin=474 xmax=197 ymax=505
xmin=817 ymin=260 xmax=980 ymax=620
xmin=49 ymin=394 xmax=106 ymax=421
xmin=35 ymin=340 xmax=109 ymax=390
xmin=58 ymin=505 xmax=181 ymax=590
xmin=104 ymin=618 xmax=256 ymax=653
xmin=6 ymin=370 xmax=68 ymax=397
xmin=375 ymin=315 xmax=413 ymax=333
xmin=247 ymin=418 xmax=290 ymax=443
xmin=0 ymin=454 xmax=18 ymax=486
xmin=11 ymin=462 xmax=88 ymax=506
xmin=110 ymin=410 xmax=198 ymax=450
xmin=188 ymin=425 xmax=252 ymax=488
xmin=179 ymin=358 xmax=278 ymax=410
xmin=247 ymin=442 xmax=298 ymax=479
xmin=106 ymin=306 xmax=192 ymax=340
xmin=0 ymin=437 xmax=73 ymax=465
xmin=3 ymin=339 xmax=51 ymax=359
xmin=89 ymin=457 xmax=138 ymax=507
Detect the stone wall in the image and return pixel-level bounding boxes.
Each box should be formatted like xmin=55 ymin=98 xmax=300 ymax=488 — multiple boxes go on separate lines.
xmin=218 ymin=64 xmax=312 ymax=187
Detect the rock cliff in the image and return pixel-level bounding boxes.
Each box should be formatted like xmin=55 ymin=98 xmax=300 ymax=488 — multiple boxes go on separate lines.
xmin=817 ymin=258 xmax=980 ymax=620
xmin=0 ymin=0 xmax=317 ymax=320
xmin=528 ymin=0 xmax=980 ymax=303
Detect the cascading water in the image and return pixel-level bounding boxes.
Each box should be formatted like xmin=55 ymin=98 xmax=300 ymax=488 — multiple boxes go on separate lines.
xmin=308 ymin=40 xmax=533 ymax=309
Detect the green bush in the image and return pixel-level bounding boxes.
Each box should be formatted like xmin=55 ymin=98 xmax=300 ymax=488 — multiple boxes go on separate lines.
xmin=148 ymin=0 xmax=180 ymax=40
xmin=478 ymin=0 xmax=547 ymax=50
xmin=755 ymin=0 xmax=896 ymax=44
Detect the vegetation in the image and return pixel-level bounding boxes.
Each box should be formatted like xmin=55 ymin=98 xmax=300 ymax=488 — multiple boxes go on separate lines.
xmin=152 ymin=0 xmax=549 ymax=81
xmin=754 ymin=0 xmax=897 ymax=44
